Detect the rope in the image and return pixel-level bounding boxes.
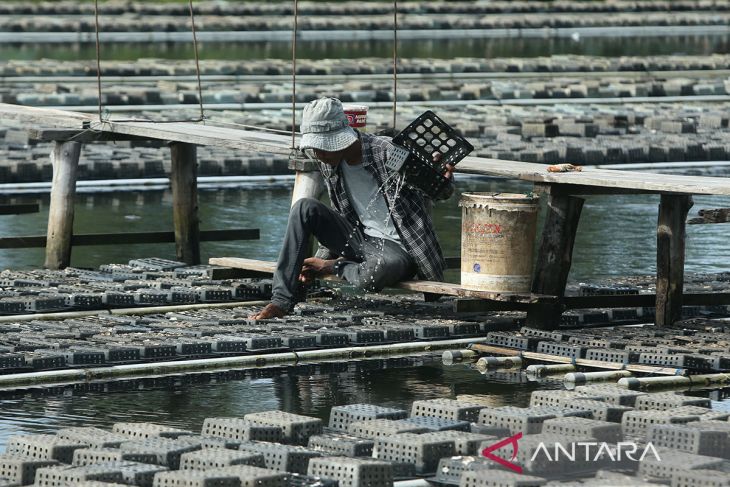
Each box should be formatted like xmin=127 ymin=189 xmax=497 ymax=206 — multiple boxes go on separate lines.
xmin=392 ymin=0 xmax=398 ymax=130
xmin=94 ymin=0 xmax=103 ymax=123
xmin=92 ymin=0 xmax=205 ymax=125
xmin=188 ymin=0 xmax=206 ymax=123
xmin=292 ymin=0 xmax=298 ymax=150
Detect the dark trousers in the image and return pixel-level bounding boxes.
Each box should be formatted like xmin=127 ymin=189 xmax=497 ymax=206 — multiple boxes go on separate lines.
xmin=271 ymin=198 xmax=417 ymax=311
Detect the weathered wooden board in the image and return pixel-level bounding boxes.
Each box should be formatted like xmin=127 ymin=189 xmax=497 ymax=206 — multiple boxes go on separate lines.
xmin=458 ymin=157 xmax=730 ymax=196
xmin=209 ymin=257 xmax=554 ymax=304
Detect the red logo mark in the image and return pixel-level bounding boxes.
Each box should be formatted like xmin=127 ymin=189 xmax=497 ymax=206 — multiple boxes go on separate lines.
xmin=481 ymin=433 xmax=523 ymax=474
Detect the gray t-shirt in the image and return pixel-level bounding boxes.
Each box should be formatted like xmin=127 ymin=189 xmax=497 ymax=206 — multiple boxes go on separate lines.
xmin=339 ymin=160 xmax=401 ymax=244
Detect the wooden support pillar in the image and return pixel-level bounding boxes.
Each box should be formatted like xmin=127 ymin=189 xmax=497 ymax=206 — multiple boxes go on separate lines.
xmin=44 ymin=140 xmax=82 ymax=270
xmin=527 ymin=186 xmax=584 ymax=329
xmin=170 ymin=142 xmax=200 ymax=265
xmin=291 ymin=169 xmax=324 ymax=207
xmin=656 ymin=194 xmax=693 ymax=327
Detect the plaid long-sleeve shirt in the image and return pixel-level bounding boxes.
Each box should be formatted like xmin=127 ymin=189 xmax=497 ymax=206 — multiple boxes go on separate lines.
xmin=316 ymin=132 xmax=453 ymax=282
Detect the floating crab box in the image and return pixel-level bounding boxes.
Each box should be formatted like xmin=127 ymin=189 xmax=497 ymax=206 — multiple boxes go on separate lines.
xmin=388 ymin=110 xmax=474 ymax=198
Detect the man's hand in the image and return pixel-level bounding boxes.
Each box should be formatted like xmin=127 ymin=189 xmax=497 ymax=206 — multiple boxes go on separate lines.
xmin=432 ymin=152 xmax=455 ymax=181
xmin=299 ymin=257 xmax=338 ymax=284
xmin=249 ymin=303 xmax=286 ymax=320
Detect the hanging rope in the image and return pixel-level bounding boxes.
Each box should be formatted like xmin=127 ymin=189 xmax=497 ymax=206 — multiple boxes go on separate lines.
xmin=92 ymin=0 xmax=206 ymax=124
xmin=392 ymin=0 xmax=398 ymax=130
xmin=188 ymin=0 xmax=206 ymax=123
xmin=94 ymin=0 xmax=103 ymax=123
xmin=291 ymin=0 xmax=298 ymax=150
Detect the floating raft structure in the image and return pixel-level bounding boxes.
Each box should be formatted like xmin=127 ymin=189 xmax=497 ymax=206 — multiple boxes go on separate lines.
xmin=2 ymin=385 xmax=730 ymax=486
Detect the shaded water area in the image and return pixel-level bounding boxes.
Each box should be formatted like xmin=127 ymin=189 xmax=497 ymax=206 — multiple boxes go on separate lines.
xmin=1 ymin=177 xmax=729 ymax=279
xmin=2 ymin=35 xmax=729 ymax=62
xmin=0 ymin=356 xmax=553 ymax=451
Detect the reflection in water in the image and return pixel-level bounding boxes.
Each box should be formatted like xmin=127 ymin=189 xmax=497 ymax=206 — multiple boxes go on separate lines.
xmin=0 ymin=356 xmax=557 ymax=451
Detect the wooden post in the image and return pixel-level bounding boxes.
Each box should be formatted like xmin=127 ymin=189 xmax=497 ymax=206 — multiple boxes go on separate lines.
xmin=528 ymin=186 xmax=584 ymax=329
xmin=170 ymin=142 xmax=200 ymax=265
xmin=44 ymin=140 xmax=82 ymax=269
xmin=291 ymin=169 xmax=324 ymax=207
xmin=656 ymin=194 xmax=693 ymax=326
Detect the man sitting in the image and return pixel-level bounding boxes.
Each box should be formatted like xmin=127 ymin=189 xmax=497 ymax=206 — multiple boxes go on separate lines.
xmin=251 ymin=97 xmax=454 ymax=319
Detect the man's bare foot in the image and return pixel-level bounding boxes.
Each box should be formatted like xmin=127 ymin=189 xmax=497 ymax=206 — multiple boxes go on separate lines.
xmin=249 ymin=303 xmax=287 ymax=320
xmin=299 ymin=257 xmax=339 ymax=283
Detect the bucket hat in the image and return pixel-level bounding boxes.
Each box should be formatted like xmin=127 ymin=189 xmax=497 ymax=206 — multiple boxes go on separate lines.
xmin=299 ymin=97 xmax=358 ymax=152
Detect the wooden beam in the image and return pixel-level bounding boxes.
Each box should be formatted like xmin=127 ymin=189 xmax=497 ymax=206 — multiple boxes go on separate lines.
xmin=0 ymin=204 xmax=39 ymax=215
xmin=0 ymin=229 xmax=259 ymax=249
xmin=28 ymin=128 xmax=160 ymax=144
xmin=470 ymin=343 xmax=683 ymax=375
xmin=656 ymin=194 xmax=693 ymax=327
xmin=688 ymin=208 xmax=730 ymax=224
xmin=528 ymin=186 xmax=584 ymax=329
xmin=44 ymin=140 xmax=82 ymax=270
xmin=170 ymin=142 xmax=201 ymax=265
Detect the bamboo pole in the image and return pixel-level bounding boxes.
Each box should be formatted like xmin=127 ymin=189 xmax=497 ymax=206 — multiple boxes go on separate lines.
xmin=470 ymin=343 xmax=684 ymax=376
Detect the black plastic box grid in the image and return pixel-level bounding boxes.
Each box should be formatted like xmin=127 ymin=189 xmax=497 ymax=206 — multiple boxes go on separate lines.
xmin=103 ymin=292 xmax=136 ymax=307
xmin=411 ymin=398 xmax=484 ymax=423
xmin=374 ymin=432 xmax=456 ymax=475
xmin=288 ymin=473 xmax=339 ymax=487
xmin=173 ymin=340 xmax=213 ymax=356
xmin=307 ymin=456 xmax=393 ymax=487
xmin=71 ymin=447 xmax=158 ymax=466
xmin=0 ymin=353 xmax=24 ymax=369
xmin=621 ymin=410 xmax=703 ymax=438
xmin=211 ymin=338 xmax=248 ymax=353
xmin=315 ymin=332 xmax=349 ymax=347
xmin=34 ymin=464 xmax=125 ymax=486
xmin=307 ymin=433 xmax=375 ymax=457
xmin=135 ymin=344 xmax=177 ymax=359
xmin=0 ymin=455 xmax=58 ymax=485
xmin=24 ymin=352 xmax=66 ymax=369
xmin=6 ymin=434 xmax=86 ymax=464
xmin=430 ymin=456 xmax=493 ymax=486
xmin=637 ymin=449 xmax=726 ymax=480
xmin=485 ymin=332 xmax=539 ymax=351
xmin=278 ymin=335 xmax=318 ymax=350
xmin=542 ymin=416 xmax=622 ymax=443
xmin=536 ymin=341 xmax=585 ymax=359
xmin=382 ymin=327 xmax=416 ymax=342
xmin=128 ymin=257 xmax=184 ymax=271
xmin=648 ymin=424 xmax=730 ymax=458
xmin=105 ymin=347 xmax=141 ymax=362
xmin=584 ymin=348 xmax=638 ymax=364
xmin=346 ymin=330 xmax=385 ymax=344
xmin=243 ymin=411 xmax=323 ymax=446
xmin=243 ymin=335 xmax=283 ymax=351
xmin=447 ymin=322 xmax=481 ymax=336
xmin=179 ymin=448 xmax=266 ymax=470
xmin=329 ymin=404 xmax=408 ymax=431
xmin=413 ymin=325 xmax=450 ymax=339
xmin=195 ymin=286 xmax=233 ymax=302
xmin=634 ymin=393 xmax=710 ymax=411
xmin=397 ymin=416 xmax=471 ymax=432
xmin=118 ymin=438 xmax=200 ymax=469
xmin=63 ymin=349 xmax=106 ymax=365
xmin=201 ymin=418 xmax=283 ymax=443
xmin=238 ymin=442 xmax=322 ymax=474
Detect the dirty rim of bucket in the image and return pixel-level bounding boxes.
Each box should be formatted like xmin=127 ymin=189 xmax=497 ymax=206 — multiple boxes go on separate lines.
xmin=343 ymin=104 xmax=368 ymax=129
xmin=459 ymin=192 xmax=538 ymax=209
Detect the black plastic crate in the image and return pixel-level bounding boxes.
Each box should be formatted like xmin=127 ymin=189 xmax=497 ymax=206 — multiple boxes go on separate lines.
xmin=391 ymin=110 xmax=473 ymax=198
